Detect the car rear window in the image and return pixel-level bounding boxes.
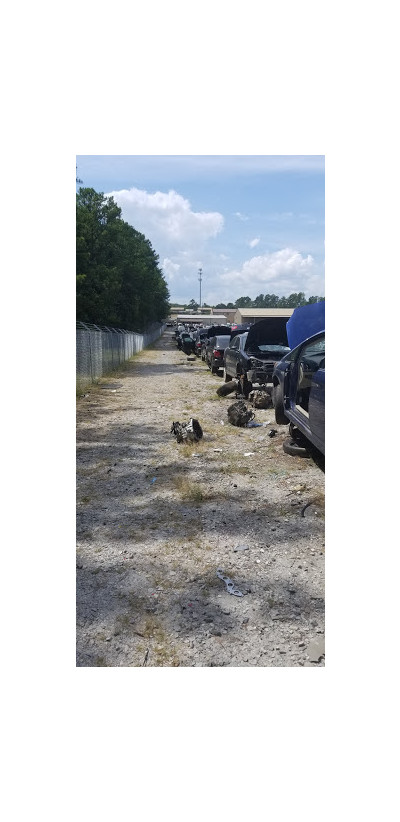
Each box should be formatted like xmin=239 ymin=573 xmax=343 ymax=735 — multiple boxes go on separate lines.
xmin=215 ymin=336 xmax=231 ymax=345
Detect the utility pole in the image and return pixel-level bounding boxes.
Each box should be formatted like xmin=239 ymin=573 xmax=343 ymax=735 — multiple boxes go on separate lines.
xmin=198 ymin=267 xmax=202 ymax=308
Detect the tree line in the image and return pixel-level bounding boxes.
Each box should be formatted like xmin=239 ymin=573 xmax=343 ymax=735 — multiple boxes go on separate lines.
xmin=175 ymin=293 xmax=324 ymax=311
xmin=76 ymin=188 xmax=170 ymax=331
xmin=214 ymin=293 xmax=324 ymax=309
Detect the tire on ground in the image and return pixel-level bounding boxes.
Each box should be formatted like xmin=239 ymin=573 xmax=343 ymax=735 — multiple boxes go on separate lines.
xmin=282 ymin=437 xmax=309 ymax=457
xmin=273 ymin=383 xmax=289 ymax=425
xmin=217 ymin=381 xmax=237 ymax=397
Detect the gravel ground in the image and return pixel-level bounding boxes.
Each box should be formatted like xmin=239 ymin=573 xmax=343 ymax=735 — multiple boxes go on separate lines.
xmin=76 ymin=329 xmax=325 ymax=667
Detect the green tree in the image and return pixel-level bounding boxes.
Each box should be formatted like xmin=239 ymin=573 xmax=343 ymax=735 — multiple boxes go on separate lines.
xmin=76 ymin=188 xmax=170 ymax=329
xmin=235 ymin=296 xmax=252 ymax=307
xmin=263 ymin=294 xmax=280 ymax=307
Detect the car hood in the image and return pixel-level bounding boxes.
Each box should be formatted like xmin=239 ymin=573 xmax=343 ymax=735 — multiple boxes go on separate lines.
xmin=244 ymin=317 xmax=290 ymax=352
xmin=286 ymin=302 xmax=325 ymax=350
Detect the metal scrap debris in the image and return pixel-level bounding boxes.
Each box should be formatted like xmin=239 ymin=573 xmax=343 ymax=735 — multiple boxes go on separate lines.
xmin=170 ymin=418 xmax=203 ymax=443
xmin=227 ymin=400 xmax=255 ymax=427
xmin=249 ymin=389 xmax=273 ymax=409
xmin=216 ymin=569 xmax=244 ymax=597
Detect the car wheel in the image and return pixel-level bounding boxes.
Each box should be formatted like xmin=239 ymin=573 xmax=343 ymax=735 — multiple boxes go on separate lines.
xmin=282 ymin=437 xmax=309 ymax=457
xmin=273 ymin=383 xmax=289 ymax=425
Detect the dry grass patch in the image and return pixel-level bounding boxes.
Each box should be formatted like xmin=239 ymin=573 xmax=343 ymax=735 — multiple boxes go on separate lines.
xmin=180 ymin=441 xmax=205 ymax=458
xmin=219 ymin=463 xmax=250 ymax=476
xmin=171 ymin=475 xmax=211 ymax=502
xmin=131 ymin=614 xmax=180 ymax=666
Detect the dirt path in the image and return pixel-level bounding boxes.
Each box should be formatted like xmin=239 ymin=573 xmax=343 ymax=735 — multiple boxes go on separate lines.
xmin=76 ymin=330 xmax=325 ymax=666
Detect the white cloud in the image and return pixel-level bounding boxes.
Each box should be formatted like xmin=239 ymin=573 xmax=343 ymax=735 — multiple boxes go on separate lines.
xmin=162 ymin=258 xmax=180 ymax=281
xmin=219 ymin=248 xmax=321 ymax=297
xmin=234 ymin=212 xmax=249 ymax=221
xmin=248 ymin=237 xmax=260 ymax=248
xmin=106 ymin=186 xmax=224 ymax=247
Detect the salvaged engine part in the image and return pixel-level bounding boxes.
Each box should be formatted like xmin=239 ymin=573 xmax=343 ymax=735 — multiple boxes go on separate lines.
xmin=216 ymin=380 xmax=237 ymax=397
xmin=170 ymin=418 xmax=203 ymax=443
xmin=216 ymin=569 xmax=244 ymax=597
xmin=248 ymin=389 xmax=273 ymax=409
xmin=227 ymin=400 xmax=255 ymax=427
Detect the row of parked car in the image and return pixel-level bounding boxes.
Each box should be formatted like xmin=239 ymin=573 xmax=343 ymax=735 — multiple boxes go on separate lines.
xmin=173 ymin=303 xmax=325 ymax=455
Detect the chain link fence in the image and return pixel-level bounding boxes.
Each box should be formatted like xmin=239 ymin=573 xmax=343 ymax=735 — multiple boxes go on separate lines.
xmin=76 ymin=321 xmax=166 ymax=392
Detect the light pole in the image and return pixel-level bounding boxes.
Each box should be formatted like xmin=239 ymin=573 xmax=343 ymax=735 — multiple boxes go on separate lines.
xmin=198 ymin=267 xmax=202 ymax=309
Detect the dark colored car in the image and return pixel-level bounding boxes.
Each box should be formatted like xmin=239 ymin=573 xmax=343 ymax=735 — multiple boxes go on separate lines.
xmin=272 ymin=330 xmax=325 ymax=455
xmin=223 ymin=332 xmax=248 ymax=380
xmin=177 ymin=332 xmax=195 ymax=354
xmin=192 ymin=327 xmax=208 ymax=356
xmin=205 ymin=335 xmax=231 ymax=373
xmin=223 ymin=318 xmax=290 ymax=396
xmin=200 ymin=325 xmax=231 ymax=360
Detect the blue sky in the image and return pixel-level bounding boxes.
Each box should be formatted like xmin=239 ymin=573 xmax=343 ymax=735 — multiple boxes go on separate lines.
xmin=76 ymin=155 xmax=325 ymax=306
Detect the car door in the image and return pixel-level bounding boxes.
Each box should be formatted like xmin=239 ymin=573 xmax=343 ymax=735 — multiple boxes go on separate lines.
xmin=206 ymin=336 xmax=215 ymax=365
xmin=308 ymin=360 xmax=325 ymax=452
xmin=225 ymin=335 xmax=239 ymax=374
xmin=288 ymin=333 xmax=325 ymax=448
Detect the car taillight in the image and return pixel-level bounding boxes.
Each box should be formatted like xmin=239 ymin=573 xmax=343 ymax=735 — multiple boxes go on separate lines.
xmin=196 ymin=341 xmax=201 ymax=348
xmin=213 ymin=350 xmax=222 ymax=357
